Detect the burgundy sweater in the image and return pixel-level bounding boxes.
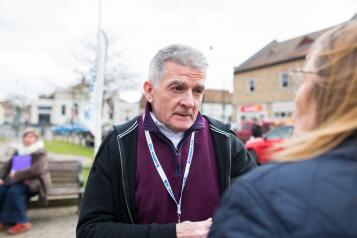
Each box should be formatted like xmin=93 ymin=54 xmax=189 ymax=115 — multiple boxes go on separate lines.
xmin=135 ymin=111 xmax=220 ymax=224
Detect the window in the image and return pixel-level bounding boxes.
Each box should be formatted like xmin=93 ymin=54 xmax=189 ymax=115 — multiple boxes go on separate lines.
xmin=73 ymin=103 xmax=78 ymax=115
xmin=280 ymin=72 xmax=289 ymax=88
xmin=274 ymin=112 xmax=290 ymax=118
xmin=61 ymin=105 xmax=66 ymax=115
xmin=38 ymin=106 xmax=52 ymax=110
xmin=247 ymin=79 xmax=255 ymax=92
xmin=297 ymin=36 xmax=314 ymax=50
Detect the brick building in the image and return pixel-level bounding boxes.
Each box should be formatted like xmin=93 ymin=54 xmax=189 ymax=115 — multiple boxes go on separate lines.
xmin=232 ymin=14 xmax=356 ymax=125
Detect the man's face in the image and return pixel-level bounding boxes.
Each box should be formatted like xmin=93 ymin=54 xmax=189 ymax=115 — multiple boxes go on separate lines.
xmin=144 ymin=61 xmax=206 ymax=132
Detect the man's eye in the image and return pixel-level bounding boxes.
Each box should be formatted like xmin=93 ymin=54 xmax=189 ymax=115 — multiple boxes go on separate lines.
xmin=172 ymin=86 xmax=184 ymax=92
xmin=193 ymin=88 xmax=204 ymax=94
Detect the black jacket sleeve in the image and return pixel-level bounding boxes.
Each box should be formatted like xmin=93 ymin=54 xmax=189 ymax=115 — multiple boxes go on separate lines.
xmin=209 ymin=181 xmax=278 ymax=238
xmin=230 ymin=133 xmax=257 ymax=178
xmin=76 ymin=135 xmax=176 ymax=238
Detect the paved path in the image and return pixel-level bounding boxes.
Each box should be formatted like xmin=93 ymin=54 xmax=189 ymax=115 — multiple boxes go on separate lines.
xmin=0 ymin=206 xmax=78 ymax=238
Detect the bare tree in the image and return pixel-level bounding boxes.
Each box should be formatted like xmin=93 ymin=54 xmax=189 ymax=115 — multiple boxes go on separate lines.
xmin=52 ymin=33 xmax=141 ymax=130
xmin=5 ymin=94 xmax=31 ymax=137
xmin=69 ymin=33 xmax=140 ymax=92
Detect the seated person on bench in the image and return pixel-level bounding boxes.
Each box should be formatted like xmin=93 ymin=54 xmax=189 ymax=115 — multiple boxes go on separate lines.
xmin=0 ymin=128 xmax=51 ymax=235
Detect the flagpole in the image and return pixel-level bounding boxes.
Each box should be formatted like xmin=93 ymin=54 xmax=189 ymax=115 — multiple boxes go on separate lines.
xmin=94 ymin=0 xmax=107 ymax=153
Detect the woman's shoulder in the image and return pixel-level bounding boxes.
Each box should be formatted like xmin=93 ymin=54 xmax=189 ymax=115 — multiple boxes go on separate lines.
xmin=238 ymin=137 xmax=357 ymax=190
xmin=31 ymin=148 xmax=48 ymax=159
xmin=229 ymin=157 xmax=326 ymax=205
xmin=33 ymin=148 xmax=47 ymax=154
xmin=231 ymin=147 xmax=357 ymax=209
xmin=238 ymin=159 xmax=317 ymax=184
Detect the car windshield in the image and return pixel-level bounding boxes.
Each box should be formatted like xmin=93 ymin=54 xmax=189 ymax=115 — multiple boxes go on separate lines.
xmin=265 ymin=126 xmax=294 ymax=139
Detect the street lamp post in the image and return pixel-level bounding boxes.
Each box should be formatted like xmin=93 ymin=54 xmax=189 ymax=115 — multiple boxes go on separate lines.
xmin=222 ymin=78 xmax=226 ymax=122
xmin=209 ymin=45 xmax=227 ymax=122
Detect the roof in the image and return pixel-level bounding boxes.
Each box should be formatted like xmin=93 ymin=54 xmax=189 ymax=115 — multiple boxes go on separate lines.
xmin=234 ymin=27 xmax=330 ymax=73
xmin=203 ymin=89 xmax=232 ymax=104
xmin=352 ymin=13 xmax=357 ymax=21
xmin=0 ymin=101 xmax=12 ymax=109
xmin=39 ymin=94 xmax=54 ymax=99
xmin=235 ymin=12 xmax=357 ymax=74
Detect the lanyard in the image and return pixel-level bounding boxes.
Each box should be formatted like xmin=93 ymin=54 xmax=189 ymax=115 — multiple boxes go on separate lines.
xmin=144 ymin=130 xmax=195 ymax=223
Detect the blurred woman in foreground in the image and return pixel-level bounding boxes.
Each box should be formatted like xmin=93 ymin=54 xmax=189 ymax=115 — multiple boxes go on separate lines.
xmin=209 ymin=21 xmax=357 ymax=238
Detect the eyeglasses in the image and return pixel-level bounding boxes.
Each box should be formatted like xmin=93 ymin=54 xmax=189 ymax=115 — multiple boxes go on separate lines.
xmin=288 ymin=68 xmax=318 ymax=94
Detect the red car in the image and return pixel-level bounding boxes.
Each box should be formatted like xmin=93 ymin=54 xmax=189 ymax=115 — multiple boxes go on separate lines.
xmin=235 ymin=121 xmax=273 ymax=143
xmin=245 ymin=125 xmax=294 ymax=164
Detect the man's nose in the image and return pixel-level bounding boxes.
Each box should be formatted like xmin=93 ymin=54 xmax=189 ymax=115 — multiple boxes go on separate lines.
xmin=180 ymin=91 xmax=194 ymax=108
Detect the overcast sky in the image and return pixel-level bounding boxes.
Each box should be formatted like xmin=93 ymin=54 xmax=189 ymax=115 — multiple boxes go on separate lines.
xmin=0 ymin=0 xmax=356 ymax=102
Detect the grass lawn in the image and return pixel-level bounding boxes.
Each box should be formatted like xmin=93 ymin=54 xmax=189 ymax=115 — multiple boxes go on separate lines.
xmin=44 ymin=140 xmax=94 ymax=158
xmin=44 ymin=140 xmax=94 ymax=186
xmin=82 ymin=166 xmax=91 ymax=186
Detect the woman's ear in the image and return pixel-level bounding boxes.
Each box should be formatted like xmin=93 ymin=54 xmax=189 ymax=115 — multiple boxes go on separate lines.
xmin=143 ymin=80 xmax=154 ymax=103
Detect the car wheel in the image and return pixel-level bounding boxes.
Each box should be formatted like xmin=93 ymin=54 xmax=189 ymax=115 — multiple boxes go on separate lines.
xmin=248 ymin=150 xmax=259 ymax=165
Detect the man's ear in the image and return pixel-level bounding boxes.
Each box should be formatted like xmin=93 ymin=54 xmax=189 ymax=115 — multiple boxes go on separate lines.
xmin=143 ymin=80 xmax=154 ymax=103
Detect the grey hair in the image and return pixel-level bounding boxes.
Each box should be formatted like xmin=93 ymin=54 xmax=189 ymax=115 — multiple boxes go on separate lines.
xmin=148 ymin=44 xmax=208 ymax=85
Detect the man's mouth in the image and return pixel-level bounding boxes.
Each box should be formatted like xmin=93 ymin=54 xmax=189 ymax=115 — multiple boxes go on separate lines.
xmin=175 ymin=113 xmax=191 ymax=118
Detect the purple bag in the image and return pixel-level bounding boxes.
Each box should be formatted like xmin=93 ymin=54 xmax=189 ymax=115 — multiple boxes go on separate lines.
xmin=11 ymin=155 xmax=32 ymax=171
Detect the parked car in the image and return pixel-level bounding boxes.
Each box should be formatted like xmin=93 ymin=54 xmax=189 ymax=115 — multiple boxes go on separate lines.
xmin=51 ymin=123 xmax=89 ymax=135
xmin=235 ymin=121 xmax=273 ymax=143
xmin=245 ymin=125 xmax=294 ymax=164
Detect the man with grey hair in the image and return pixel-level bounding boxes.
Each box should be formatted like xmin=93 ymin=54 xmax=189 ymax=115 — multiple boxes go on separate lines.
xmin=77 ymin=44 xmax=256 ymax=238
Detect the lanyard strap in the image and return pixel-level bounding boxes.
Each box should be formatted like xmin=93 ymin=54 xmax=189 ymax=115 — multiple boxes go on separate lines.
xmin=144 ymin=130 xmax=195 ymax=223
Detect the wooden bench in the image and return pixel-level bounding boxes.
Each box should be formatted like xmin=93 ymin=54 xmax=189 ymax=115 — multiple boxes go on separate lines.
xmin=0 ymin=160 xmax=84 ymax=209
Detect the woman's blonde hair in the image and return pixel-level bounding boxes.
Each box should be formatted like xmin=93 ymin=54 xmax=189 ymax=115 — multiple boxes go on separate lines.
xmin=274 ymin=21 xmax=357 ymax=161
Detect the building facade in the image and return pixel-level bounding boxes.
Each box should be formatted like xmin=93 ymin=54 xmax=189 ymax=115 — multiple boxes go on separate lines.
xmin=0 ymin=102 xmax=15 ymax=125
xmin=30 ymin=80 xmax=139 ymax=128
xmin=233 ymin=29 xmax=329 ymax=125
xmin=233 ymin=14 xmax=356 ymax=126
xmin=201 ymin=89 xmax=232 ymax=123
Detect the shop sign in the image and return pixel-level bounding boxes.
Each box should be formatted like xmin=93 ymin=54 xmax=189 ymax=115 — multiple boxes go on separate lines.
xmin=240 ymin=104 xmax=262 ymax=112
